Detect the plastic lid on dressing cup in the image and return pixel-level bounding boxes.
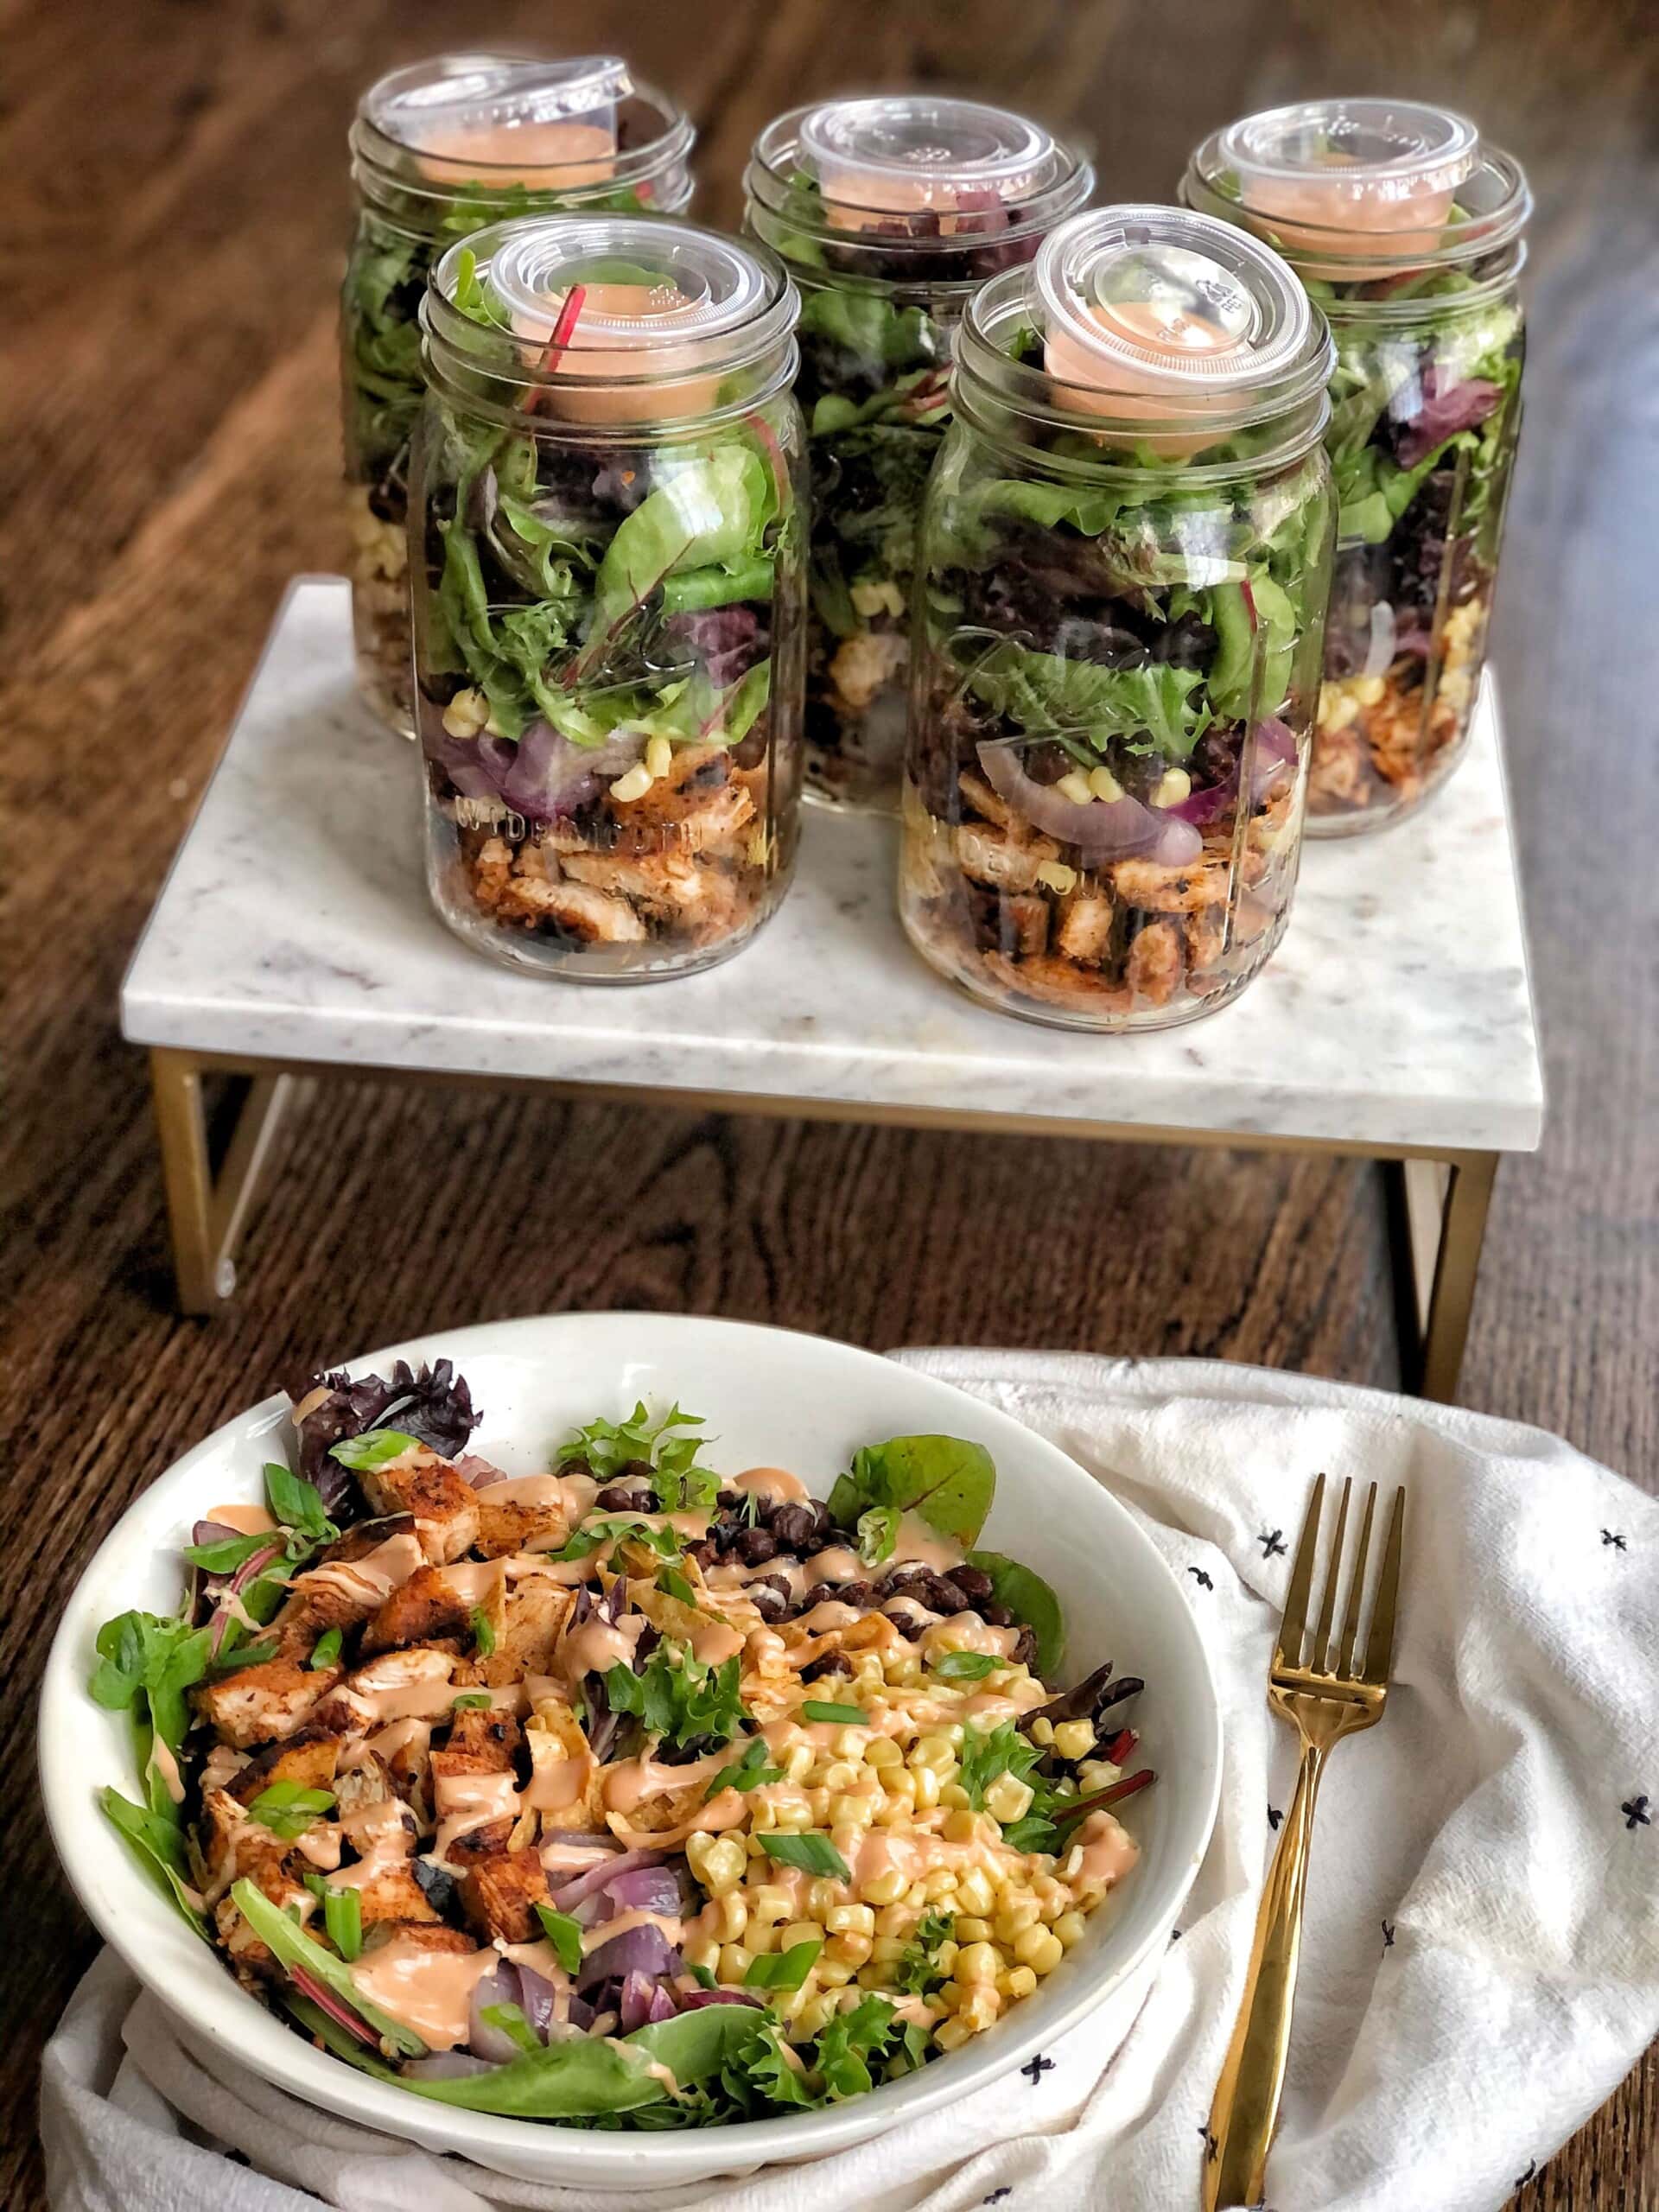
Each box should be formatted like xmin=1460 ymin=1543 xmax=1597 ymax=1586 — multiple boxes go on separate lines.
xmin=798 ymin=94 xmax=1059 ymax=230
xmin=1033 ymin=205 xmax=1316 ymax=454
xmin=365 ymin=53 xmax=631 ymax=186
xmin=481 ymin=217 xmax=773 ymax=423
xmin=1218 ymin=99 xmax=1478 ymax=273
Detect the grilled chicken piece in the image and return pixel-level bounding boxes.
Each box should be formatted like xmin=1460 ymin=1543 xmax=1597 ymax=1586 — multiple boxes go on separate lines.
xmin=1185 ymin=901 xmax=1229 ymax=976
xmin=200 ymin=1791 xmax=316 ymax=1974
xmin=359 ymin=1565 xmax=474 ymax=1657
xmin=459 ymin=1848 xmax=551 ymax=1944
xmin=1125 ymin=918 xmax=1186 ymax=1007
xmin=474 ymin=1493 xmax=569 ymax=1560
xmin=330 ymin=1763 xmax=435 ymax=1926
xmin=1004 ymin=893 xmax=1049 ymax=959
xmin=1111 ymin=855 xmax=1230 ymax=913
xmin=956 ymin=823 xmax=1061 ymax=895
xmin=957 ymin=768 xmax=1016 ymax=834
xmin=313 ymin=1644 xmax=455 ymax=1734
xmin=439 ymin=1705 xmax=521 ymax=1771
xmin=461 ymin=1580 xmax=570 ymax=1687
xmin=225 ymin=1727 xmax=341 ymax=1806
xmin=268 ymin=1532 xmax=425 ymax=1656
xmin=983 ymin=952 xmax=1134 ymax=1014
xmin=1055 ymin=893 xmax=1115 ymax=965
xmin=493 ymin=874 xmax=650 ymax=943
xmin=611 ymin=745 xmax=755 ymax=861
xmin=194 ymin=1658 xmax=343 ymax=1749
xmin=315 ymin=1514 xmax=419 ymax=1565
xmin=560 ymin=849 xmax=716 ymax=922
xmin=355 ymin=1451 xmax=480 ymax=1564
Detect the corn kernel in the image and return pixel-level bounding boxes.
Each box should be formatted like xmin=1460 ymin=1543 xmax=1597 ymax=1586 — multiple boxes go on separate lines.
xmin=750 ymin=1799 xmax=778 ymax=1833
xmin=912 ymin=1767 xmax=942 ymax=1810
xmin=750 ymin=1884 xmax=793 ymax=1925
xmin=828 ymin=1931 xmax=873 ymax=1966
xmin=1053 ymin=1911 xmax=1086 ymax=1949
xmin=861 ymin=1867 xmax=908 ymax=1909
xmin=830 ymin=1794 xmax=869 ymax=1827
xmin=911 ymin=1734 xmax=956 ymax=1772
xmin=1057 ymin=769 xmax=1095 ymax=806
xmin=746 ymin=1834 xmax=767 ymax=1858
xmin=690 ymin=1834 xmax=747 ymax=1896
xmin=806 ymin=1786 xmax=831 ymax=1822
xmin=1087 ymin=765 xmax=1124 ymax=804
xmin=818 ymin=1957 xmax=857 ymax=1986
xmin=853 ymin=1653 xmax=884 ymax=1688
xmin=871 ymin=1935 xmax=906 ymax=1963
xmin=956 ymin=1867 xmax=996 ymax=1916
xmin=934 ymin=2018 xmax=973 ymax=2051
xmin=441 ymin=687 xmax=491 ymax=740
xmin=982 ymin=1774 xmax=1034 ymax=1825
xmin=715 ymin=1893 xmax=747 ymax=1941
xmin=1029 ymin=1717 xmax=1055 ymax=1746
xmin=922 ymin=1870 xmax=958 ymax=1903
xmin=938 ymin=1782 xmax=970 ymax=1810
xmin=856 ymin=1962 xmax=889 ymax=1989
xmin=820 ymin=1760 xmax=858 ymax=1794
xmin=1151 ymin=767 xmax=1192 ymax=808
xmin=783 ymin=1920 xmax=820 ymax=1951
xmin=826 ymin=1904 xmax=875 ymax=1936
xmin=1014 ymin=1926 xmax=1064 ymax=1974
xmin=955 ymin=1916 xmax=992 ymax=1943
xmin=875 ymin=1903 xmax=912 ymax=1938
xmin=683 ymin=1936 xmax=720 ymax=1973
xmin=1354 ymin=674 xmax=1387 ymax=707
xmin=834 ymin=1726 xmax=868 ymax=1758
xmin=1077 ymin=1759 xmax=1121 ymax=1794
xmin=718 ymin=1942 xmax=753 ymax=1980
xmin=1035 ymin=859 xmax=1078 ymax=895
xmin=954 ymin=1942 xmax=1001 ymax=1986
xmin=746 ymin=1921 xmax=779 ymax=1955
xmin=795 ymin=1998 xmax=831 ymax=2037
xmin=882 ymin=1768 xmax=917 ymax=1804
xmin=806 ymin=1880 xmax=840 ymax=1918
xmin=958 ymin=1986 xmax=1001 ymax=2033
xmin=864 ymin=1736 xmax=902 ymax=1770
xmin=783 ymin=1742 xmax=815 ymax=1782
xmin=644 ymin=734 xmax=674 ymax=780
xmin=609 ymin=762 xmax=654 ymax=804
xmin=996 ymin=1899 xmax=1044 ymax=1941
xmin=1052 ymin=1719 xmax=1096 ymax=1761
xmin=942 ymin=1809 xmax=982 ymax=1846
xmin=1002 ymin=1964 xmax=1039 ymax=1999
xmin=935 ymin=1979 xmax=964 ymax=2012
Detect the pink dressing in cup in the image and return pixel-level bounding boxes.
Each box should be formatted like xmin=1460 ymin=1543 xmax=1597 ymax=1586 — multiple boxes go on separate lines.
xmin=366 ymin=53 xmax=629 ymax=189
xmin=1216 ymin=99 xmax=1478 ymax=277
xmin=1033 ymin=206 xmax=1318 ymax=458
xmin=796 ymin=94 xmax=1059 ymax=233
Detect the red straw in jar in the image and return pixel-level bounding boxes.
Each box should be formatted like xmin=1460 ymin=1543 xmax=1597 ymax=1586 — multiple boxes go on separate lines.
xmin=527 ymin=283 xmax=588 ymax=412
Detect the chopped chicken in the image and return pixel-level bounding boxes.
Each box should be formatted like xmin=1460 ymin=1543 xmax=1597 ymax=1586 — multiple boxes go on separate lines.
xmin=355 ymin=1452 xmax=481 ymax=1563
xmin=193 ymin=1658 xmax=343 ymax=1749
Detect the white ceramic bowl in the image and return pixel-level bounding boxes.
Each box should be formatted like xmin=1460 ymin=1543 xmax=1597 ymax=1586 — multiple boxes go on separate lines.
xmin=41 ymin=1313 xmax=1220 ymax=2185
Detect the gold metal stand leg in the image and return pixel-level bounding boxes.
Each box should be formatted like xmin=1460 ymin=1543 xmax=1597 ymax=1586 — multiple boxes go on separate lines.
xmin=1397 ymin=1151 xmax=1499 ymax=1403
xmin=149 ymin=1048 xmax=296 ymax=1313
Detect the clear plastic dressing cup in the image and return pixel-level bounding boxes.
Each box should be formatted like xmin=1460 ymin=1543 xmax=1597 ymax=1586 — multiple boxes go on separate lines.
xmin=1216 ymin=99 xmax=1478 ymax=276
xmin=1033 ymin=206 xmax=1319 ymax=454
xmin=797 ymin=94 xmax=1060 ymax=230
xmin=364 ymin=53 xmax=630 ymax=187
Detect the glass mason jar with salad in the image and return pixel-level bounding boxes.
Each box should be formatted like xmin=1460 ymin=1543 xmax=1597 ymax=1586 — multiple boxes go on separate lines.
xmin=744 ymin=97 xmax=1093 ymax=815
xmin=344 ymin=53 xmax=695 ymax=735
xmin=410 ymin=214 xmax=807 ymax=982
xmin=899 ymin=205 xmax=1336 ymax=1033
xmin=1184 ymin=100 xmax=1529 ymax=833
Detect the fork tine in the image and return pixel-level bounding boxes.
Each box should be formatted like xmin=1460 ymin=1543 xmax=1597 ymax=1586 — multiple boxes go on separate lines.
xmin=1309 ymin=1477 xmax=1351 ymax=1673
xmin=1363 ymin=1488 xmax=1407 ymax=1684
xmin=1274 ymin=1473 xmax=1325 ymax=1669
xmin=1335 ymin=1484 xmax=1377 ymax=1678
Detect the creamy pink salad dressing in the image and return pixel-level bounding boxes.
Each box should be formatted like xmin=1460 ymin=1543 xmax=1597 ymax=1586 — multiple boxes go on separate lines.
xmin=144 ymin=1736 xmax=186 ymax=1806
xmin=207 ymin=1503 xmax=278 ymax=1536
xmin=890 ymin=1514 xmax=966 ymax=1573
xmin=1046 ymin=298 xmax=1242 ymax=455
xmin=559 ymin=1613 xmax=644 ymax=1686
xmin=346 ymin=1649 xmax=458 ymax=1726
xmin=302 ymin=1530 xmax=426 ymax=1607
xmin=350 ymin=1934 xmax=497 ymax=2050
xmin=689 ymin=1618 xmax=746 ymax=1668
xmin=433 ymin=1769 xmax=523 ymax=1861
xmin=435 ymin=1558 xmax=506 ymax=1610
xmin=523 ymin=1732 xmax=594 ymax=1813
xmin=328 ymin=1798 xmax=411 ymax=1890
xmin=582 ymin=1907 xmax=684 ymax=1954
xmin=603 ymin=1744 xmax=736 ymax=1813
xmin=731 ymin=1466 xmax=810 ymax=1504
xmin=1064 ymin=1808 xmax=1140 ymax=1892
xmin=410 ymin=116 xmax=615 ymax=189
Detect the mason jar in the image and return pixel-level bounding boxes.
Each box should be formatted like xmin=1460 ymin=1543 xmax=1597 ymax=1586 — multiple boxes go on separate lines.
xmin=344 ymin=53 xmax=695 ymax=736
xmin=410 ymin=215 xmax=806 ymax=982
xmin=1184 ymin=100 xmax=1529 ymax=834
xmin=744 ymin=96 xmax=1092 ymax=815
xmin=899 ymin=206 xmax=1335 ymax=1033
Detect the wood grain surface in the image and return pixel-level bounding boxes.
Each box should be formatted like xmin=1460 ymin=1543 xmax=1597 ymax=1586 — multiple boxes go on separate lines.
xmin=3 ymin=1 xmax=1655 ymax=2204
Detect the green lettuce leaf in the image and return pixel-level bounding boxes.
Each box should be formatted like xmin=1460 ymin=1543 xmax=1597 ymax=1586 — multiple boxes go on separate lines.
xmin=964 ymin=640 xmax=1212 ymax=761
xmin=964 ymin=1551 xmax=1066 ymax=1675
xmin=827 ymin=1434 xmax=996 ymax=1548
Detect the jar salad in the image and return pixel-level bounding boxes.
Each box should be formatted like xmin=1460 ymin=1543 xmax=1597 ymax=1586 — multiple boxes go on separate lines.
xmin=746 ymin=97 xmax=1092 ymax=814
xmin=411 ymin=215 xmax=807 ymax=981
xmin=1185 ymin=100 xmax=1529 ymax=832
xmin=900 ymin=206 xmax=1335 ymax=1032
xmin=344 ymin=53 xmax=695 ymax=734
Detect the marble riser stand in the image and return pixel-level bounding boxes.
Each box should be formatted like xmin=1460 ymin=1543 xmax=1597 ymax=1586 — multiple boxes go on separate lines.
xmin=120 ymin=577 xmax=1543 ymax=1391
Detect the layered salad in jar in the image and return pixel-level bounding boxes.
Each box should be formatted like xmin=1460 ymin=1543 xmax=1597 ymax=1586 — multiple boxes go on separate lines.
xmin=343 ymin=54 xmax=695 ymax=735
xmin=410 ymin=216 xmax=807 ymax=982
xmin=1185 ymin=101 xmax=1529 ymax=831
xmin=899 ymin=206 xmax=1335 ymax=1032
xmin=745 ymin=98 xmax=1093 ymax=813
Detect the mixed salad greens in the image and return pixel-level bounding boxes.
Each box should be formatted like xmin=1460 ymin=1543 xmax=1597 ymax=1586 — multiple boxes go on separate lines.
xmin=901 ymin=384 xmax=1332 ymax=1027
xmin=342 ymin=84 xmax=692 ymax=732
xmin=92 ymin=1361 xmax=1152 ymax=2128
xmin=413 ymin=255 xmax=804 ymax=975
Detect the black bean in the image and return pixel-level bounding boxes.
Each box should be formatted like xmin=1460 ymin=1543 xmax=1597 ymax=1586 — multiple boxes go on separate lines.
xmin=595 ymin=1482 xmax=654 ymax=1512
xmin=982 ymin=1602 xmax=1014 ymax=1629
xmin=749 ymin=1584 xmax=788 ymax=1622
xmin=769 ymin=1503 xmax=819 ymax=1552
xmin=735 ymin=1526 xmax=779 ymax=1566
xmin=684 ymin=1540 xmax=715 ymax=1568
xmin=797 ymin=1581 xmax=841 ymax=1611
xmin=1011 ymin=1625 xmax=1039 ymax=1671
xmin=949 ymin=1567 xmax=995 ymax=1605
xmin=877 ymin=1565 xmax=928 ymax=1598
xmin=834 ymin=1580 xmax=874 ymax=1611
xmin=715 ymin=1488 xmax=746 ymax=1512
xmin=801 ymin=1651 xmax=854 ymax=1681
xmin=805 ymin=1500 xmax=837 ymax=1544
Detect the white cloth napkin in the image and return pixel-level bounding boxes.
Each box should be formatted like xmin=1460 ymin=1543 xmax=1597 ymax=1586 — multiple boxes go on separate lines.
xmin=41 ymin=1354 xmax=1659 ymax=2212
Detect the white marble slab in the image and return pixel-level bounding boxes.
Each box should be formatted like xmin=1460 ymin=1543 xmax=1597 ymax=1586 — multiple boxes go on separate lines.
xmin=121 ymin=577 xmax=1543 ymax=1153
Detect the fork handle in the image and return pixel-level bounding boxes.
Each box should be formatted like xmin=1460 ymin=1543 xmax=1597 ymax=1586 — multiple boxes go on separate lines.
xmin=1202 ymin=1738 xmax=1328 ymax=2210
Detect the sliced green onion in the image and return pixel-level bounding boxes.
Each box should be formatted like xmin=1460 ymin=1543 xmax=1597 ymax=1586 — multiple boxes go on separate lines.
xmin=308 ymin=1628 xmax=343 ymax=1671
xmin=535 ymin=1904 xmax=584 ymax=1976
xmin=744 ymin=1936 xmax=821 ymax=1990
xmin=324 ymin=1885 xmax=363 ymax=1962
xmin=801 ymin=1700 xmax=865 ymax=1726
xmin=471 ymin=1608 xmax=496 ymax=1657
xmin=759 ymin=1832 xmax=849 ymax=1881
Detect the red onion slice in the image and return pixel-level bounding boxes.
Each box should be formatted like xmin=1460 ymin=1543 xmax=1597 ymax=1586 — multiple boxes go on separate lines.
xmin=468 ymin=1962 xmax=531 ymax=2063
xmin=576 ymin=1922 xmax=681 ymax=1993
xmin=976 ymin=743 xmax=1202 ymax=865
xmin=603 ymin=1866 xmax=683 ymax=1916
xmin=548 ymin=1847 xmax=667 ymax=1914
xmin=208 ymin=1539 xmax=287 ymax=1661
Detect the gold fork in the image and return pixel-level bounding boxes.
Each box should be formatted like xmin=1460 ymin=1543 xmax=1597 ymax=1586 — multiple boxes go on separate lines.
xmin=1202 ymin=1474 xmax=1406 ymax=2211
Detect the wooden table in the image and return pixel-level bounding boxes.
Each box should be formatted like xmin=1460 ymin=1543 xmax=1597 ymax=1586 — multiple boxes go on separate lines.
xmin=5 ymin=2 xmax=1655 ymax=2205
